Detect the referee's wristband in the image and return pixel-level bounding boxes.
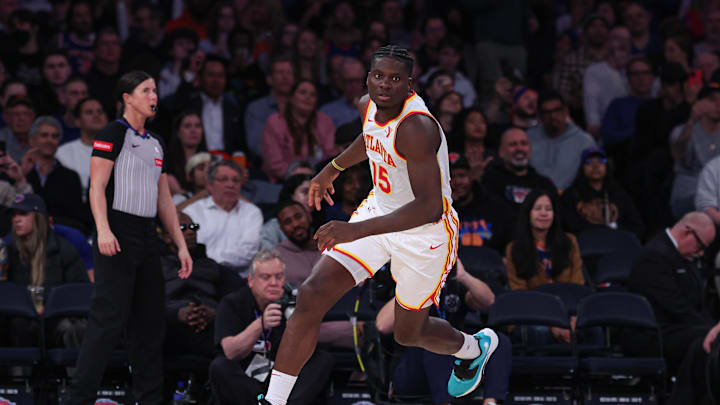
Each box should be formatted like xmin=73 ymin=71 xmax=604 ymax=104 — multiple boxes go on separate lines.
xmin=331 ymin=159 xmax=346 ymax=172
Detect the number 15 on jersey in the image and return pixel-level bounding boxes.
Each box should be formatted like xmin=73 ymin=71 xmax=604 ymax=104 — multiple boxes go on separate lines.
xmin=371 ymin=160 xmax=392 ymax=194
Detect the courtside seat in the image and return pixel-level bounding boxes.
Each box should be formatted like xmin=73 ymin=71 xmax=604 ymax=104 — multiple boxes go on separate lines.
xmin=0 ymin=282 xmax=42 ymax=367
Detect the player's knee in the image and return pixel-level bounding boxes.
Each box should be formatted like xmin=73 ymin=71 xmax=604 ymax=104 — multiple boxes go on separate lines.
xmin=393 ymin=327 xmax=421 ymax=347
xmin=295 ymin=279 xmax=330 ymax=314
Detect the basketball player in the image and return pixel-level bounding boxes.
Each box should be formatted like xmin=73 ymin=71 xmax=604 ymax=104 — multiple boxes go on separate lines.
xmin=258 ymin=46 xmax=498 ymax=404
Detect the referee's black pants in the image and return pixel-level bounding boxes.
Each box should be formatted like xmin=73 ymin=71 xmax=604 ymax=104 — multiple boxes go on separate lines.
xmin=66 ymin=213 xmax=165 ymax=405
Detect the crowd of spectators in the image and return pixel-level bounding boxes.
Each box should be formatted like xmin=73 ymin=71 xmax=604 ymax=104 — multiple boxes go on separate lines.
xmin=4 ymin=0 xmax=720 ymax=402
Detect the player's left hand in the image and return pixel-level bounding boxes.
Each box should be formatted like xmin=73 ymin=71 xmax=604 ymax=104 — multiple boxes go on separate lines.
xmin=314 ymin=221 xmax=363 ymax=252
xmin=177 ymin=247 xmax=193 ymax=279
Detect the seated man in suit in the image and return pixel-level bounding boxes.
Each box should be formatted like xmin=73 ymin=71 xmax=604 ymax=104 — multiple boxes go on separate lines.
xmin=628 ymin=212 xmax=720 ymax=405
xmin=175 ymin=55 xmax=246 ymax=154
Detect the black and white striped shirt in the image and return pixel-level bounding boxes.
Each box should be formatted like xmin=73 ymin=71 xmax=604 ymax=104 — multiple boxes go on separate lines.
xmin=92 ymin=118 xmax=167 ymax=218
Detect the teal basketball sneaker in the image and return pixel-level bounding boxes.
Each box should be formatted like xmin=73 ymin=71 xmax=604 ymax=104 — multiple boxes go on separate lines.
xmin=447 ymin=328 xmax=499 ymax=398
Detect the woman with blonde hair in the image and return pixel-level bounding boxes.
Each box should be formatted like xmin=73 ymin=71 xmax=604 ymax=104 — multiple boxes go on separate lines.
xmin=3 ymin=193 xmax=88 ymax=347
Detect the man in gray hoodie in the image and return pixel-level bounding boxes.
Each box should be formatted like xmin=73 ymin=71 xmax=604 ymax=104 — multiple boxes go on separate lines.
xmin=527 ymin=90 xmax=596 ymax=190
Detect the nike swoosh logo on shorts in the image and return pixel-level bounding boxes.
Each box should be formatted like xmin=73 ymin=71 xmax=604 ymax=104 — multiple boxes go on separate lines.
xmin=430 ymin=243 xmax=444 ymax=250
xmin=132 ymin=144 xmax=140 ymax=148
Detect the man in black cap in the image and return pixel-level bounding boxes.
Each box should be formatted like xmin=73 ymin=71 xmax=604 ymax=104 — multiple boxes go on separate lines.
xmin=628 ymin=62 xmax=691 ymax=232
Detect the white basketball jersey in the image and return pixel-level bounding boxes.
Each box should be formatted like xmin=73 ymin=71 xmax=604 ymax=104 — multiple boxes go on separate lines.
xmin=361 ymin=91 xmax=453 ymax=216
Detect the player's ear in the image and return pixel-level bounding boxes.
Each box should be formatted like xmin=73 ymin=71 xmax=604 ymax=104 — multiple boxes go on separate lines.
xmin=408 ymin=75 xmax=413 ymax=92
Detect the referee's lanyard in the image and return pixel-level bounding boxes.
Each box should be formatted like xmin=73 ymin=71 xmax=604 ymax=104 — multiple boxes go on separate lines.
xmin=254 ymin=310 xmax=272 ymax=357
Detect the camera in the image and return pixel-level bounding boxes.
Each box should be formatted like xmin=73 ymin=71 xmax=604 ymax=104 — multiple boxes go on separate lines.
xmin=274 ymin=283 xmax=297 ymax=319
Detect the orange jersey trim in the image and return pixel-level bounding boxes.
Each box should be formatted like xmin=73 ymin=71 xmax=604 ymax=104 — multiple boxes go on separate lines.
xmin=373 ymin=92 xmax=418 ymax=128
xmin=332 ymin=247 xmax=375 ymax=277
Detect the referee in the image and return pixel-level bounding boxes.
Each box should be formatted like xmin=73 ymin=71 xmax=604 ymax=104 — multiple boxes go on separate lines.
xmin=66 ymin=71 xmax=193 ymax=405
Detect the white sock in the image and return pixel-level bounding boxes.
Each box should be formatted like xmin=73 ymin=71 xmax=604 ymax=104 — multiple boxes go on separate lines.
xmin=453 ymin=332 xmax=481 ymax=359
xmin=265 ymin=370 xmax=298 ymax=405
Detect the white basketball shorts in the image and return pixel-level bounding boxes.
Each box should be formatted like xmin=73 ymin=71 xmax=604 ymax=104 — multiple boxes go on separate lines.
xmin=324 ymin=193 xmax=459 ymax=310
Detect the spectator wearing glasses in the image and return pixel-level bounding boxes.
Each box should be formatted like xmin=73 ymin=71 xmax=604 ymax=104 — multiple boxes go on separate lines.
xmin=319 ymin=57 xmax=366 ymax=128
xmin=628 ymin=212 xmax=718 ymax=405
xmin=163 ymin=211 xmax=233 ymax=358
xmin=1 ymin=96 xmax=36 ymax=163
xmin=183 ymin=160 xmax=262 ymax=274
xmin=209 ymin=250 xmax=333 ymax=404
xmin=527 ymin=90 xmax=596 ymax=190
xmin=599 ymin=57 xmax=655 ymax=174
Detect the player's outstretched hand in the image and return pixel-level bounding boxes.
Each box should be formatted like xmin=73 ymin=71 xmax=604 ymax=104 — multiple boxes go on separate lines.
xmin=177 ymin=247 xmax=193 ymax=279
xmin=308 ymin=166 xmax=340 ymax=211
xmin=314 ymin=220 xmax=363 ymax=252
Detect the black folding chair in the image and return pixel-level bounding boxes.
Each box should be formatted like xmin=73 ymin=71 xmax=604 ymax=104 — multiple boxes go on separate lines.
xmin=488 ymin=291 xmax=578 ymax=402
xmin=489 ymin=291 xmax=577 ymax=373
xmin=0 ymin=282 xmax=42 ymax=368
xmin=457 ymin=245 xmax=508 ymax=294
xmin=594 ymin=250 xmax=640 ymax=290
xmin=578 ymin=229 xmax=641 ymax=282
xmin=534 ymin=283 xmax=593 ymax=316
xmin=576 ymin=292 xmax=665 ymax=402
xmin=43 ymin=283 xmax=128 ymax=368
xmin=577 ymin=228 xmax=641 ymax=260
xmin=534 ymin=283 xmax=605 ymax=355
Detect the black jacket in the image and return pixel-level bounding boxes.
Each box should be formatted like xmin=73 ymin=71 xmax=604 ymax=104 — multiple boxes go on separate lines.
xmin=7 ymin=232 xmax=89 ymax=289
xmin=560 ymin=181 xmax=645 ymax=237
xmin=173 ymin=82 xmax=248 ymax=154
xmin=453 ymin=183 xmax=515 ymax=254
xmin=27 ymin=161 xmax=89 ymax=232
xmin=162 ymin=244 xmax=244 ymax=325
xmin=482 ymin=161 xmax=558 ymax=212
xmin=628 ymin=232 xmax=712 ymax=334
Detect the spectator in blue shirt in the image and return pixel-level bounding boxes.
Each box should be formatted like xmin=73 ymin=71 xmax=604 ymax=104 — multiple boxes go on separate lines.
xmin=601 ymin=57 xmax=655 ymax=146
xmin=319 ymin=57 xmax=365 ymax=128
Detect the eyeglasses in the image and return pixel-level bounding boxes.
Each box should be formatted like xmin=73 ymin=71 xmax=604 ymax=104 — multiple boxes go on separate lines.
xmin=687 ymin=226 xmax=707 ymax=252
xmin=540 ymin=106 xmax=564 ymax=117
xmin=180 ymin=223 xmax=200 ymax=231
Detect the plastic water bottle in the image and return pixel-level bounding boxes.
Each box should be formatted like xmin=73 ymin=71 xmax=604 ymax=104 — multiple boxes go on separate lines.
xmin=172 ymin=381 xmax=187 ymax=404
